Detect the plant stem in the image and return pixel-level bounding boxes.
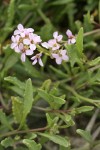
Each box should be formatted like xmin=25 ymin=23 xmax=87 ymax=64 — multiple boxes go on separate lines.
xmin=84 ymin=29 xmax=100 ymax=37
xmin=37 ymin=45 xmax=50 ymax=55
xmin=0 ymin=126 xmax=48 ymax=139
xmin=62 ymin=85 xmax=100 ymax=106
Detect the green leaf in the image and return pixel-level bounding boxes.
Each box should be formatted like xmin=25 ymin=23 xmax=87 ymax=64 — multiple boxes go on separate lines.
xmin=22 ymin=58 xmax=43 ymax=79
xmin=75 ymin=106 xmax=94 ymax=114
xmin=51 ymin=0 xmax=73 ymax=5
xmin=20 ymin=79 xmax=34 ymax=128
xmin=11 ymin=96 xmax=23 ymax=123
xmin=38 ymin=133 xmax=70 ymax=148
xmin=1 ymin=137 xmax=14 ymax=148
xmin=0 ymin=110 xmax=13 ymax=130
xmin=23 ymin=139 xmax=42 ymax=150
xmin=18 ymin=4 xmax=38 ymax=10
xmin=5 ymin=0 xmax=15 ymax=27
xmin=76 ymin=27 xmax=83 ymax=56
xmin=38 ymin=89 xmax=65 ymax=109
xmin=40 ymin=79 xmax=51 ymax=92
xmin=4 ymin=76 xmax=25 ymax=90
xmin=88 ymin=57 xmax=100 ymax=66
xmin=76 ymin=129 xmax=93 ymax=143
xmin=1 ymin=52 xmax=19 ymax=78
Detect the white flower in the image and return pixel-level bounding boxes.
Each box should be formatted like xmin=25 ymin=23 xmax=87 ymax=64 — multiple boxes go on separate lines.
xmin=31 ymin=53 xmax=43 ymax=66
xmin=66 ymin=29 xmax=76 ymax=44
xmin=52 ymin=50 xmax=69 ymax=64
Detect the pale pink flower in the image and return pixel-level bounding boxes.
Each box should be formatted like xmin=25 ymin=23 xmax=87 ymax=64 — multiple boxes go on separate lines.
xmin=52 ymin=50 xmax=69 ymax=64
xmin=53 ymin=31 xmax=63 ymax=42
xmin=41 ymin=42 xmax=49 ymax=49
xmin=11 ymin=35 xmax=20 ymax=53
xmin=14 ymin=24 xmax=34 ymax=37
xmin=19 ymin=43 xmax=34 ymax=62
xmin=11 ymin=24 xmax=42 ymax=63
xmin=66 ymin=29 xmax=76 ymax=44
xmin=31 ymin=53 xmax=43 ymax=66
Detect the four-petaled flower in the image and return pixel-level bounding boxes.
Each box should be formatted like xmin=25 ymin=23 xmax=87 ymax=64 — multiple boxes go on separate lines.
xmin=66 ymin=29 xmax=76 ymax=44
xmin=52 ymin=50 xmax=69 ymax=64
xmin=53 ymin=31 xmax=63 ymax=42
xmin=31 ymin=53 xmax=43 ymax=66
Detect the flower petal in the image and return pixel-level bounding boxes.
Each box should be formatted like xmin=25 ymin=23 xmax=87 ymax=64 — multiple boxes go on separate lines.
xmin=31 ymin=56 xmax=36 ymax=60
xmin=11 ymin=36 xmax=16 ymax=42
xmin=15 ymin=46 xmax=21 ymax=53
xmin=41 ymin=42 xmax=49 ymax=49
xmin=71 ymin=38 xmax=76 ymax=44
xmin=32 ymin=59 xmax=37 ymax=65
xmin=21 ymin=53 xmax=26 ymax=62
xmin=19 ymin=43 xmax=23 ymax=50
xmin=14 ymin=30 xmax=20 ymax=35
xmin=52 ymin=53 xmax=59 ymax=59
xmin=53 ymin=31 xmax=58 ymax=39
xmin=57 ymin=35 xmax=63 ymax=42
xmin=26 ymin=50 xmax=33 ymax=55
xmin=66 ymin=29 xmax=72 ymax=37
xmin=39 ymin=58 xmax=43 ymax=67
xmin=11 ymin=43 xmax=17 ymax=49
xmin=18 ymin=24 xmax=24 ymax=31
xmin=23 ymin=39 xmax=30 ymax=45
xmin=56 ymin=57 xmax=62 ymax=64
xmin=30 ymin=44 xmax=36 ymax=50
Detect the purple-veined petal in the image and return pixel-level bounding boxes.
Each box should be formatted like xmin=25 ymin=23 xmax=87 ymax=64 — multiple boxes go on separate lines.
xmin=41 ymin=42 xmax=49 ymax=49
xmin=21 ymin=53 xmax=26 ymax=62
xmin=39 ymin=58 xmax=43 ymax=67
xmin=11 ymin=43 xmax=17 ymax=49
xmin=26 ymin=50 xmax=33 ymax=55
xmin=66 ymin=29 xmax=72 ymax=37
xmin=18 ymin=24 xmax=24 ymax=31
xmin=32 ymin=59 xmax=37 ymax=65
xmin=23 ymin=39 xmax=30 ymax=45
xmin=30 ymin=44 xmax=36 ymax=50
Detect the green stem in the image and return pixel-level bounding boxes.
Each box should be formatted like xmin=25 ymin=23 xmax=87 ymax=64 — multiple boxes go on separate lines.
xmin=0 ymin=126 xmax=48 ymax=139
xmin=37 ymin=45 xmax=50 ymax=56
xmin=84 ymin=29 xmax=100 ymax=37
xmin=63 ymin=85 xmax=100 ymax=106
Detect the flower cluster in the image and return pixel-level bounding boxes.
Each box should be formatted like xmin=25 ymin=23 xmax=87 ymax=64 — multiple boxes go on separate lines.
xmin=11 ymin=24 xmax=76 ymax=66
xmin=42 ymin=31 xmax=69 ymax=64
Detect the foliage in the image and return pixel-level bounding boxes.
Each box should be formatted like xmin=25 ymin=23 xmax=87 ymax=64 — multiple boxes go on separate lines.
xmin=0 ymin=0 xmax=100 ymax=150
